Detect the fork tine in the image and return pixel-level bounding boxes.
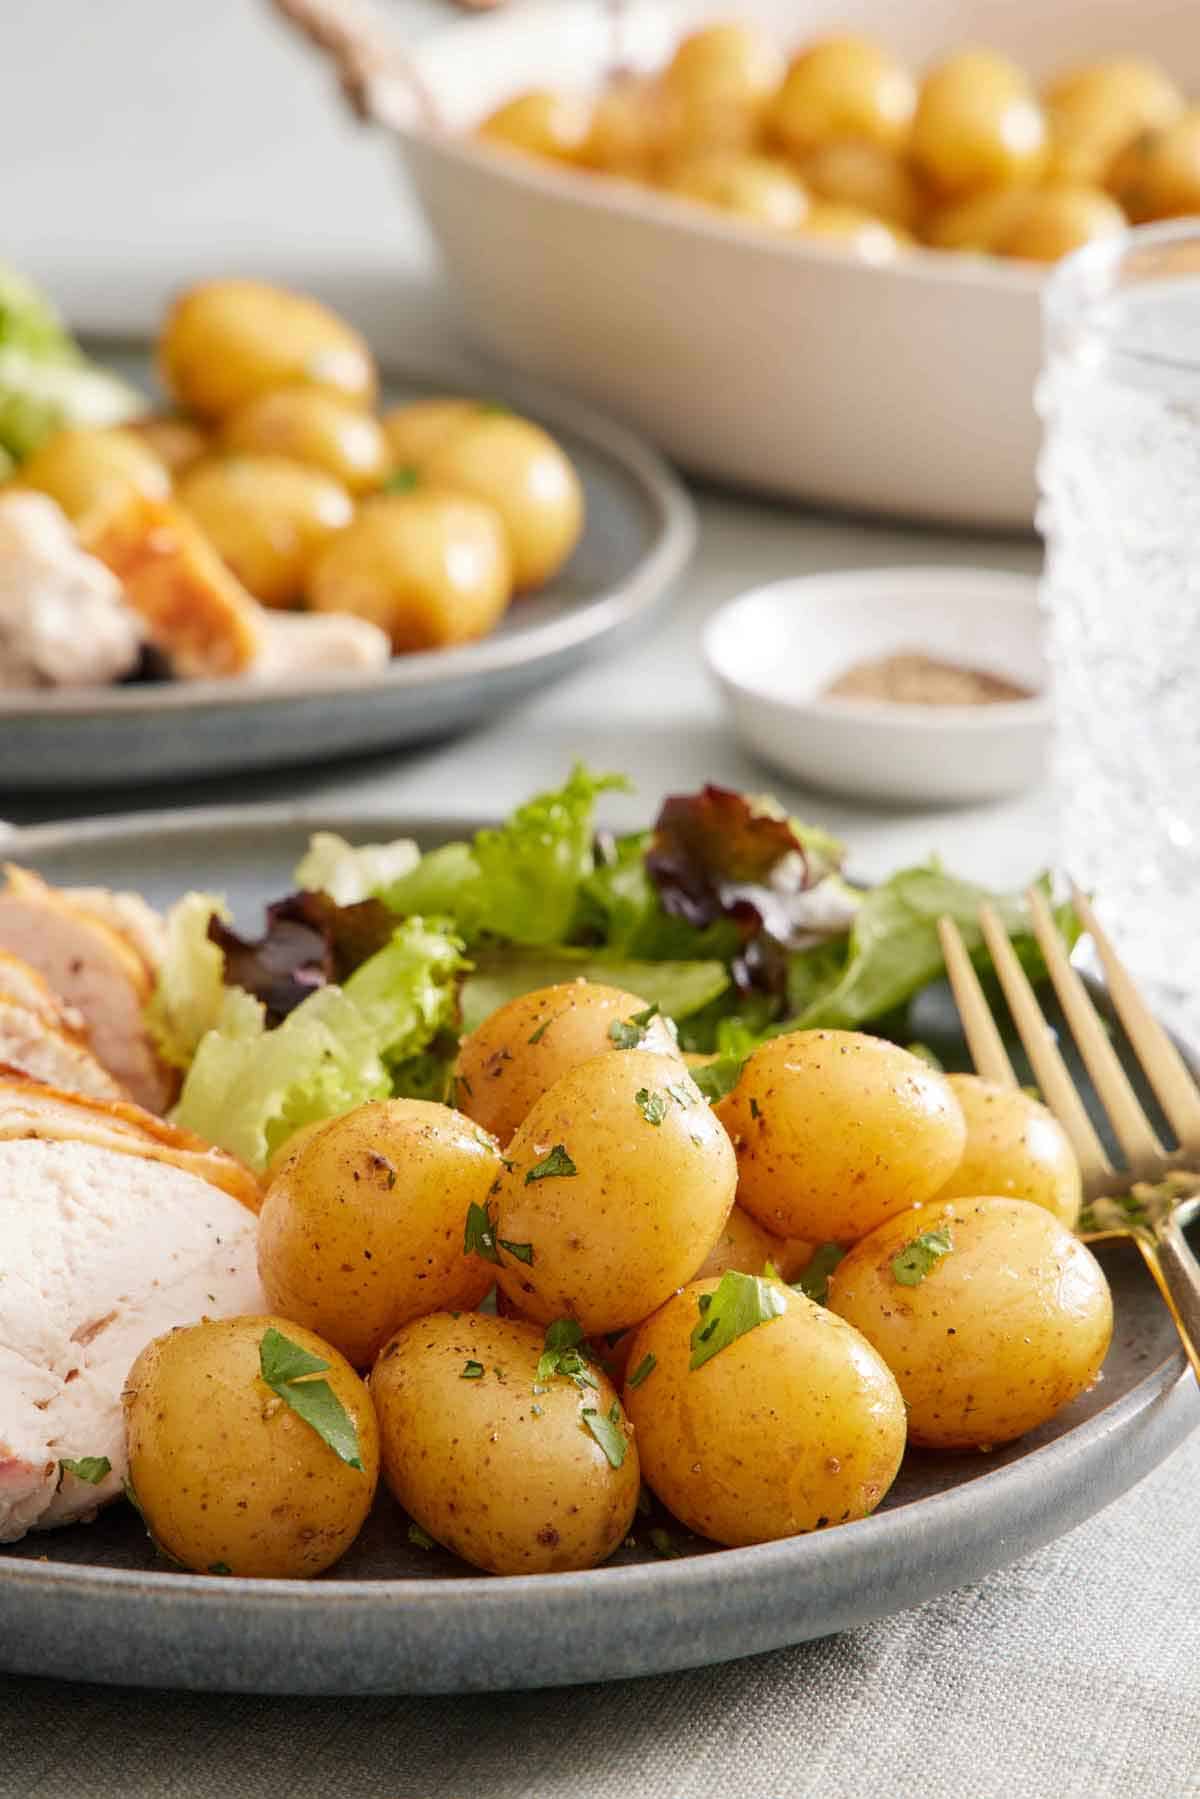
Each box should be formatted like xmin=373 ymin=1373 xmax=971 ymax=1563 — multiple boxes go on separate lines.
xmin=1025 ymin=886 xmax=1164 ymax=1176
xmin=936 ymin=916 xmax=1018 ymax=1087
xmin=1070 ymin=883 xmax=1200 ymax=1154
xmin=976 ymin=902 xmax=1113 ymax=1186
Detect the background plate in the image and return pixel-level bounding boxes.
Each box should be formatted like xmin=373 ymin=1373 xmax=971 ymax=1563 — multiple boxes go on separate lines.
xmin=0 ymin=349 xmax=694 ymax=791
xmin=0 ymin=805 xmax=1197 ymax=1696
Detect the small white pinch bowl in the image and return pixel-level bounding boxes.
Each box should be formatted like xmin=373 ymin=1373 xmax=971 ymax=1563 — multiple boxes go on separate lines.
xmin=703 ymin=566 xmax=1051 ymax=805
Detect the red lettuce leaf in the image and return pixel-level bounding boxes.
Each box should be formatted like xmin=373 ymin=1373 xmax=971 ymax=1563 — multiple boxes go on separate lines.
xmin=208 ymin=892 xmax=396 ymax=1027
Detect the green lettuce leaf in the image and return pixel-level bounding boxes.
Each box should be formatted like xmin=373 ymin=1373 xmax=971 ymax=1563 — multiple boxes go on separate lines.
xmin=459 ymin=946 xmax=728 ymax=1035
xmin=381 ymin=765 xmax=627 ymax=946
xmin=144 ymin=893 xmax=231 ymax=1070
xmin=293 ymin=832 xmax=421 ymax=906
xmin=172 ymin=917 xmax=466 ymax=1168
xmin=0 ymin=346 xmax=142 ymax=465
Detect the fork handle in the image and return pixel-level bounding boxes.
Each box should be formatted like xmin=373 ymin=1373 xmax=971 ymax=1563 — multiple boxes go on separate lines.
xmin=1137 ymin=1211 xmax=1200 ymax=1386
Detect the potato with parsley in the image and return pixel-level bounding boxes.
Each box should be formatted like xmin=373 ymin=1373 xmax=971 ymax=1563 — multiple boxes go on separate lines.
xmin=371 ymin=1311 xmax=638 ymax=1574
xmin=490 ymin=1048 xmax=736 ymax=1333
xmin=20 ymin=425 xmax=170 ymax=525
xmin=421 ymin=413 xmax=584 ymax=592
xmin=696 ymin=1203 xmax=785 ymax=1281
xmin=177 ymin=454 xmax=353 ymax=608
xmin=827 ymin=1197 xmax=1113 ymax=1449
xmin=257 ymin=1100 xmax=502 ymax=1369
xmin=222 ymin=387 xmax=389 ymax=494
xmin=159 ymin=279 xmax=377 ymax=419
xmin=623 ymin=1272 xmax=906 ymax=1546
xmin=717 ymin=1030 xmax=966 ymax=1242
xmin=451 ymin=982 xmax=681 ymax=1146
xmin=123 ymin=1315 xmax=379 ymax=1578
xmin=932 ymin=1075 xmax=1081 ymax=1226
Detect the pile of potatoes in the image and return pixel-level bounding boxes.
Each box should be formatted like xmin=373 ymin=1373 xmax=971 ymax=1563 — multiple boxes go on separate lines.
xmin=122 ymin=978 xmax=1113 ymax=1580
xmin=11 ymin=280 xmax=584 ymax=655
xmin=476 ymin=23 xmax=1200 ymax=265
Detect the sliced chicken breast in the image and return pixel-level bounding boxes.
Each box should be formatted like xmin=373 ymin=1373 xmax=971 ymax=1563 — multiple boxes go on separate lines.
xmin=0 ymin=1000 xmax=126 ymax=1101
xmin=0 ymin=950 xmax=87 ymax=1038
xmin=0 ymin=867 xmax=174 ymax=1112
xmin=0 ymin=1071 xmax=261 ymax=1213
xmin=0 ymin=1136 xmax=265 ymax=1540
xmin=62 ymin=888 xmax=166 ymax=978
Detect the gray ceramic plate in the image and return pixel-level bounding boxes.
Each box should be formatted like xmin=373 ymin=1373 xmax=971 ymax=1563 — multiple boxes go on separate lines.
xmin=1 ymin=806 xmax=1197 ymax=1697
xmin=0 ymin=349 xmax=694 ymax=791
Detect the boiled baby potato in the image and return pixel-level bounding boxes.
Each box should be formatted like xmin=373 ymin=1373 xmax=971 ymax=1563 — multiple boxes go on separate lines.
xmin=664 ymin=151 xmax=810 ymax=231
xmin=623 ymin=1275 xmax=906 ymax=1545
xmin=452 ymin=980 xmax=680 ymax=1146
xmin=1044 ymin=57 xmax=1182 ymax=187
xmin=923 ymin=185 xmax=1032 ymax=252
xmin=490 ymin=1047 xmax=736 ymax=1332
xmin=716 ymin=1029 xmax=966 ymax=1242
xmin=582 ymin=77 xmax=664 ymax=179
xmin=257 ymin=1099 xmax=502 ymax=1368
xmin=477 ymin=89 xmax=593 ymax=164
xmin=20 ymin=425 xmax=170 ymax=525
xmin=911 ymin=51 xmax=1047 ymax=199
xmin=380 ymin=397 xmax=483 ymax=471
xmin=177 ymin=454 xmax=353 ymax=608
xmin=827 ymin=1197 xmax=1113 ymax=1448
xmin=222 ymin=387 xmax=389 ymax=494
xmin=1108 ymin=110 xmax=1200 ymax=223
xmin=422 ymin=414 xmax=584 ymax=592
xmin=372 ymin=1310 xmax=639 ymax=1574
xmin=124 ymin=1314 xmax=379 ymax=1578
xmin=661 ymin=21 xmax=784 ymax=107
xmin=160 ymin=279 xmax=378 ymax=420
xmin=993 ymin=185 xmax=1126 ymax=263
xmin=306 ymin=489 xmax=512 ymax=653
xmin=932 ymin=1075 xmax=1081 ymax=1226
xmin=695 ymin=1203 xmax=782 ymax=1281
xmin=799 ymin=140 xmax=923 ymax=233
xmin=126 ymin=415 xmax=210 ymax=477
xmin=798 ymin=202 xmax=912 ymax=261
xmin=768 ymin=35 xmax=917 ymax=158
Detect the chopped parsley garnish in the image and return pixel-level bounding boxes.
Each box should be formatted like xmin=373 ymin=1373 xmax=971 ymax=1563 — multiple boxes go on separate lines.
xmin=499 ymin=1238 xmax=534 ymax=1264
xmin=749 ymin=1097 xmax=762 ymax=1120
xmin=208 ymin=1562 xmax=232 ymax=1576
xmin=461 ymin=1360 xmax=485 ymax=1380
xmin=665 ymin=1081 xmax=696 ymax=1108
xmin=627 ymin=1353 xmax=656 ymax=1390
xmin=649 ymin=1527 xmax=684 ymax=1559
xmin=527 ymin=1012 xmax=560 ymax=1045
xmin=582 ymin=1401 xmax=627 ymax=1469
xmin=892 ymin=1228 xmax=953 ymax=1286
xmin=385 ymin=466 xmax=419 ymax=494
xmin=793 ymin=1242 xmax=846 ymax=1305
xmin=525 ymin=1144 xmax=576 ymax=1184
xmin=464 ymin=1200 xmax=500 ymax=1263
xmin=690 ymin=1054 xmax=746 ymax=1105
xmin=688 ymin=1270 xmax=786 ymax=1371
xmin=258 ymin=1328 xmax=364 ymax=1470
xmin=635 ymin=1087 xmax=669 ymax=1126
xmin=58 ymin=1456 xmax=111 ymax=1486
xmin=537 ymin=1319 xmax=598 ymax=1390
xmin=609 ymin=1004 xmax=661 ymax=1050
xmin=408 ymin=1521 xmax=435 ymax=1551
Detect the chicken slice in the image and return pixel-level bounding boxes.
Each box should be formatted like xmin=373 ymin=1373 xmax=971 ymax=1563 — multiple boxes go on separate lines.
xmin=0 ymin=1136 xmax=265 ymax=1540
xmin=0 ymin=491 xmax=143 ymax=690
xmin=0 ymin=866 xmax=174 ymax=1112
xmin=0 ymin=999 xmax=125 ymax=1101
xmin=81 ymin=491 xmax=265 ymax=679
xmin=0 ymin=1070 xmax=261 ymax=1213
xmin=62 ymin=888 xmax=166 ymax=978
xmin=249 ymin=608 xmax=390 ymax=680
xmin=0 ymin=950 xmax=86 ymax=1038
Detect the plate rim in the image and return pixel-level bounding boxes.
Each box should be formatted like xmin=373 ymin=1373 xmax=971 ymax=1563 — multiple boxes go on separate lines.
xmin=2 ymin=802 xmax=1196 ymax=1691
xmin=0 ymin=354 xmax=696 ymax=721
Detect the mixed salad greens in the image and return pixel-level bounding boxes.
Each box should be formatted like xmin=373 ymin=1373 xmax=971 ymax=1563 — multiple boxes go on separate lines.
xmin=153 ymin=766 xmax=1073 ymax=1168
xmin=0 ymin=263 xmax=141 ymax=479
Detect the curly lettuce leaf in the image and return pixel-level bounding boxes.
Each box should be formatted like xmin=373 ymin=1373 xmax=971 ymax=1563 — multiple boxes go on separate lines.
xmin=144 ymin=893 xmax=231 ymax=1070
xmin=0 ymin=345 xmax=142 ymax=464
xmin=294 ymin=832 xmax=420 ymax=906
xmin=172 ymin=917 xmax=466 ymax=1168
xmin=381 ymin=765 xmax=628 ymax=946
xmin=459 ymin=946 xmax=728 ymax=1036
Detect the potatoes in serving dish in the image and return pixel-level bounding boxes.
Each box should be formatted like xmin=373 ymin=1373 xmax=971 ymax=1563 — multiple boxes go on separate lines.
xmin=473 ymin=24 xmax=1196 ymax=265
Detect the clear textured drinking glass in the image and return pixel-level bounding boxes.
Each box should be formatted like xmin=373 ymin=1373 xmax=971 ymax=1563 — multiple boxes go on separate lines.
xmin=1038 ymin=221 xmax=1200 ymax=1030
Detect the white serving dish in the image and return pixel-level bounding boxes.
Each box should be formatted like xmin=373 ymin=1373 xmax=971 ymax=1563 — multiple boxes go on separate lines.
xmin=702 ymin=565 xmax=1051 ymax=803
xmin=343 ymin=0 xmax=1200 ymax=529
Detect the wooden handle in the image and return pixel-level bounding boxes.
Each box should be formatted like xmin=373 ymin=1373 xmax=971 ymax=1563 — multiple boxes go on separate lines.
xmin=270 ymin=0 xmax=502 ymax=130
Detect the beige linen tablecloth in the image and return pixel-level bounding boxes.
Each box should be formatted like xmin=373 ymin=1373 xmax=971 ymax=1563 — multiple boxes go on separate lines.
xmin=3 ymin=1427 xmax=1198 ymax=1799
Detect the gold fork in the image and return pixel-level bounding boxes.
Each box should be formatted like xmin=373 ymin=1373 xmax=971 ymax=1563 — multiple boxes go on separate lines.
xmin=937 ymin=888 xmax=1200 ymax=1382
